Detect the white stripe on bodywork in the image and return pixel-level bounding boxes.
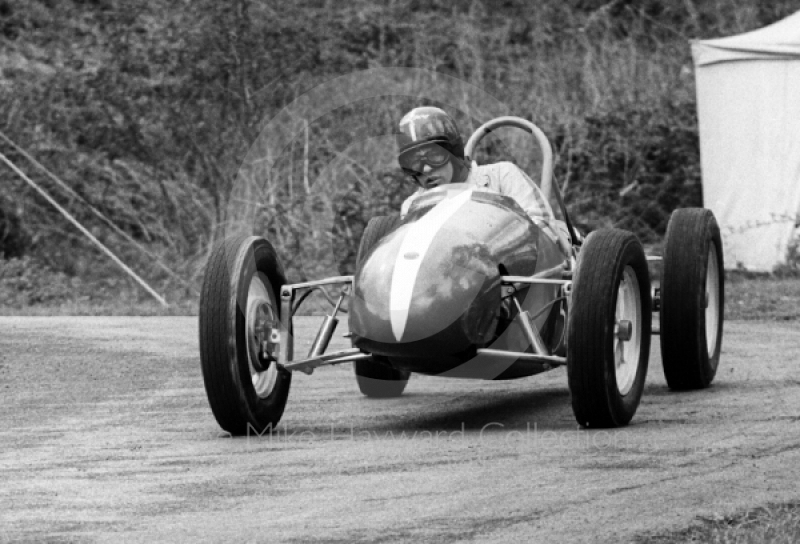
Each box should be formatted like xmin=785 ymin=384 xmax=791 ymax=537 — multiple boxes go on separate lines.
xmin=390 ymin=188 xmax=474 ymax=341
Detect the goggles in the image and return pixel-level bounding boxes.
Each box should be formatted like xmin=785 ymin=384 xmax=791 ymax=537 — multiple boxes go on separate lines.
xmin=399 ymin=143 xmax=451 ymax=176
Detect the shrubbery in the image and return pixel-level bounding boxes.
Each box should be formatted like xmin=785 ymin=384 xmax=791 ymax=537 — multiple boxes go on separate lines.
xmin=1 ymin=0 xmax=798 ymax=305
xmin=0 ymin=255 xmax=80 ymax=307
xmin=558 ymin=101 xmax=702 ymax=242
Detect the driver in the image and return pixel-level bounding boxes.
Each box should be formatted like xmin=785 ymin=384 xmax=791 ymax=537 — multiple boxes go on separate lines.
xmin=397 ymin=106 xmax=558 ymax=236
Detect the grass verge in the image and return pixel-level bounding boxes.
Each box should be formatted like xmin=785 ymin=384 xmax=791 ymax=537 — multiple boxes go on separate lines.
xmin=635 ymin=501 xmax=800 ymax=543
xmin=726 ymin=270 xmax=800 ymax=321
xmin=2 ymin=270 xmax=797 ymax=318
xmin=0 ymin=299 xmax=198 ymax=316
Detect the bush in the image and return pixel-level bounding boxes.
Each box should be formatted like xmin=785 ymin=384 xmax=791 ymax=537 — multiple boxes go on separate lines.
xmin=0 ymin=204 xmax=27 ymax=258
xmin=0 ymin=255 xmax=81 ymax=307
xmin=1 ymin=0 xmax=799 ymax=309
xmin=556 ymin=101 xmax=702 ymax=243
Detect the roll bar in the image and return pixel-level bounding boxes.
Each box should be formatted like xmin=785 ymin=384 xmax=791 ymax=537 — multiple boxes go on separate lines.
xmin=464 ymin=116 xmax=555 ymax=200
xmin=464 ymin=116 xmax=579 ymax=255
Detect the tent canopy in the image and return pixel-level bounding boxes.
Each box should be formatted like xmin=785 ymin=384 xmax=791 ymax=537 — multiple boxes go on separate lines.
xmin=692 ymin=11 xmax=800 ymax=271
xmin=694 ymin=11 xmax=800 ymax=65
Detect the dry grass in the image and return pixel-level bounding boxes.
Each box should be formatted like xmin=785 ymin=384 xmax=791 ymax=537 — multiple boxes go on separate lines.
xmin=726 ymin=270 xmax=800 ymax=321
xmin=636 ymin=501 xmax=800 ymax=543
xmin=2 ymin=268 xmax=797 ymax=319
xmin=5 ymin=0 xmax=798 ymax=289
xmin=0 ymin=299 xmax=197 ymax=316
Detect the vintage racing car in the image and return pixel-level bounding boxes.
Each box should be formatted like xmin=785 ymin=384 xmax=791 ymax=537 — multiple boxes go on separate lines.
xmin=198 ymin=116 xmax=725 ymax=434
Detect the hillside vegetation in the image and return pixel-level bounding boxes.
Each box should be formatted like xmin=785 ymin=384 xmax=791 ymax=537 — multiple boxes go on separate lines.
xmin=1 ymin=0 xmax=798 ymax=308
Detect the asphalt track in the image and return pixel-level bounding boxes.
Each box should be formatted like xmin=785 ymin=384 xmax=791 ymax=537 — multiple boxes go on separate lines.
xmin=1 ymin=316 xmax=799 ymax=543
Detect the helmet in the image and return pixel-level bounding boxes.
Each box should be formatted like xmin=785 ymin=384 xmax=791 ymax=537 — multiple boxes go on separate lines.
xmin=396 ymin=107 xmax=464 ymax=160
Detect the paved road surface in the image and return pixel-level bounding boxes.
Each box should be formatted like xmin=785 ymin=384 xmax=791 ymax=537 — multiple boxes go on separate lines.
xmin=1 ymin=317 xmax=799 ymax=542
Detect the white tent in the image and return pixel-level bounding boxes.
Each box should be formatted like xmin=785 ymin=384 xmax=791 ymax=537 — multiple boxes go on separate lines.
xmin=692 ymin=11 xmax=800 ymax=271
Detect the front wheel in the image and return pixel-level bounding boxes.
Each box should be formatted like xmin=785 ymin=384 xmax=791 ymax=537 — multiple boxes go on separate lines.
xmin=660 ymin=208 xmax=724 ymax=390
xmin=354 ymin=358 xmax=409 ymax=398
xmin=567 ymin=229 xmax=652 ymax=428
xmin=199 ymin=235 xmax=291 ymax=435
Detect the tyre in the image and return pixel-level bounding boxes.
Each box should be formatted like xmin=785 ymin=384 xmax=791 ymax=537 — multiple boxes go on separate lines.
xmin=199 ymin=235 xmax=291 ymax=435
xmin=354 ymin=357 xmax=410 ymax=398
xmin=355 ymin=215 xmax=401 ymax=269
xmin=660 ymin=208 xmax=724 ymax=390
xmin=567 ymin=229 xmax=652 ymax=428
xmin=353 ymin=215 xmax=410 ymax=397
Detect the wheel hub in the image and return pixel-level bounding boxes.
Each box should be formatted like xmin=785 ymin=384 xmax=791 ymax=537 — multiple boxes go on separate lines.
xmin=705 ymin=245 xmax=721 ymax=357
xmin=615 ymin=320 xmax=633 ymax=342
xmin=614 ymin=267 xmax=642 ymax=396
xmin=246 ymin=275 xmax=280 ymax=399
xmin=249 ymin=302 xmax=276 ymax=372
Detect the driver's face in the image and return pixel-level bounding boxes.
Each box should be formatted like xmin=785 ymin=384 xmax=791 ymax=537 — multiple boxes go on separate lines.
xmin=418 ymin=160 xmax=454 ymax=189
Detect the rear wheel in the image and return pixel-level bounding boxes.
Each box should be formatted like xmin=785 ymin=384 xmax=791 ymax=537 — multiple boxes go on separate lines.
xmin=568 ymin=229 xmax=652 ymax=428
xmin=660 ymin=208 xmax=724 ymax=390
xmin=355 ymin=215 xmax=401 ymax=267
xmin=199 ymin=235 xmax=291 ymax=435
xmin=353 ymin=215 xmax=410 ymax=398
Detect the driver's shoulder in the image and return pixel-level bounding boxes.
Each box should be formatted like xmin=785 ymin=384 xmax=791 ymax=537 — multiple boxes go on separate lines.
xmin=400 ymin=187 xmax=425 ymax=217
xmin=469 ymin=161 xmax=520 ymax=186
xmin=474 ymin=160 xmax=518 ymax=173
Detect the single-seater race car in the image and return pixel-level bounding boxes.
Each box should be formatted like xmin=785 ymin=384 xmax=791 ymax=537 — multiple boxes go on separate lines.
xmin=198 ymin=116 xmax=724 ymax=434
